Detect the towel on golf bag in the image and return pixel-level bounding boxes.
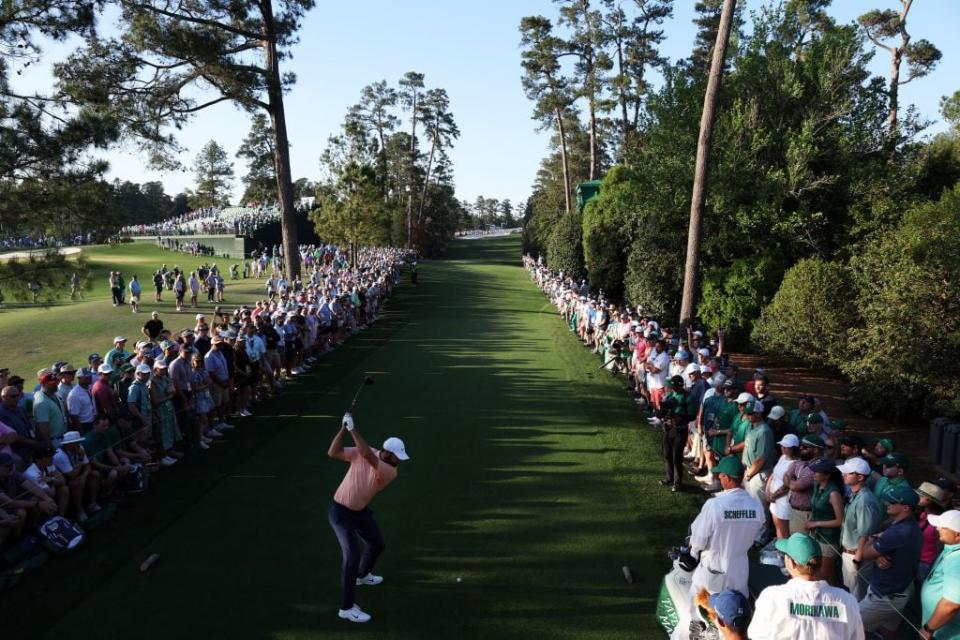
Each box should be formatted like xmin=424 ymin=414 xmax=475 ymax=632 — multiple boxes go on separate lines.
xmin=38 ymin=516 xmax=84 ymax=554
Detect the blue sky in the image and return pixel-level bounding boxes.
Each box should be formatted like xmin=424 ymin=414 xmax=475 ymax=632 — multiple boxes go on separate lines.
xmin=15 ymin=0 xmax=960 ymax=209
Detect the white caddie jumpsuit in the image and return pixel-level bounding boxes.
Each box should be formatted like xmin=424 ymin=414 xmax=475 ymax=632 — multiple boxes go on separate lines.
xmin=747 ymin=577 xmax=865 ymax=640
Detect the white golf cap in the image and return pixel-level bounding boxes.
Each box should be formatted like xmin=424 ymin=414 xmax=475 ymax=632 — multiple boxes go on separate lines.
xmin=136 ymin=364 xmax=151 ymax=375
xmin=697 ymin=348 xmax=711 ymax=357
xmin=777 ymin=434 xmax=800 ymax=448
xmin=113 ymin=335 xmax=127 ymax=343
xmin=152 ymin=360 xmax=167 ymax=369
xmin=768 ymin=405 xmax=786 ymax=421
xmin=836 ymin=457 xmax=871 ymax=476
xmin=928 ymin=510 xmax=960 ymax=533
xmin=97 ymin=363 xmax=114 ymax=374
xmin=196 ymin=313 xmax=205 ymax=319
xmin=736 ymin=392 xmax=755 ymax=404
xmin=382 ymin=437 xmax=410 ymax=461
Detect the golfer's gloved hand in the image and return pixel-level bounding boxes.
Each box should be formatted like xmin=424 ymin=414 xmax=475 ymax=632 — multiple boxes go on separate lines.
xmin=342 ymin=413 xmax=354 ymax=431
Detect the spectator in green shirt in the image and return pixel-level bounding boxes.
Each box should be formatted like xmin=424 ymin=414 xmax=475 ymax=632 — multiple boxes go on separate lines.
xmin=837 ymin=456 xmax=884 ymax=599
xmin=874 ymin=452 xmax=910 ymax=512
xmin=743 ymin=400 xmax=776 ymax=543
xmin=921 ymin=510 xmax=960 ymax=639
xmin=82 ymin=418 xmax=133 ymax=502
xmin=33 ymin=372 xmax=66 ymax=445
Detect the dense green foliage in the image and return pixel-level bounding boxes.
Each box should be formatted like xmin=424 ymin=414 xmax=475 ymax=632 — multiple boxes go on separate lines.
xmin=752 ymin=257 xmax=856 ymax=369
xmin=844 ymin=185 xmax=960 ymax=419
xmin=546 ymin=210 xmax=585 ymax=279
xmin=520 ymin=0 xmax=960 ymax=418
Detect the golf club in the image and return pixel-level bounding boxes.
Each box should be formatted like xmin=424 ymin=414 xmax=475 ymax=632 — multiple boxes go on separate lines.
xmin=347 ymin=375 xmax=375 ymax=413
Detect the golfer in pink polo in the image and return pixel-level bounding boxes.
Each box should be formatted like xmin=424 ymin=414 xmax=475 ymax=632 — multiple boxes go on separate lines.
xmin=327 ymin=412 xmax=409 ymax=624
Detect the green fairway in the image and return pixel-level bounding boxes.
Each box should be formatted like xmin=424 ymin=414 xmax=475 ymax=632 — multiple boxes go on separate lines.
xmin=0 ymin=244 xmax=252 ymax=376
xmin=3 ymin=235 xmax=697 ymax=639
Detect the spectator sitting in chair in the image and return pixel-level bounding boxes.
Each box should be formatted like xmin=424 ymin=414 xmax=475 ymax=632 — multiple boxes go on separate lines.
xmin=82 ymin=417 xmax=133 ymax=503
xmin=1 ymin=451 xmax=56 ymax=534
xmin=23 ymin=447 xmax=69 ymax=517
xmin=53 ymin=430 xmax=102 ymax=523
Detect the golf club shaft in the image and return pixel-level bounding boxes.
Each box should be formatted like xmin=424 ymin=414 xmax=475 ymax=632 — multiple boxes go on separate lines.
xmin=347 ymin=379 xmax=368 ymax=412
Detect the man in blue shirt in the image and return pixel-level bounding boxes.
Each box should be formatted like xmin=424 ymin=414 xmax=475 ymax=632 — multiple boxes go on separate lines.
xmin=203 ymin=335 xmax=231 ymax=432
xmin=0 ymin=385 xmax=39 ymax=467
xmin=856 ymin=483 xmax=924 ymax=636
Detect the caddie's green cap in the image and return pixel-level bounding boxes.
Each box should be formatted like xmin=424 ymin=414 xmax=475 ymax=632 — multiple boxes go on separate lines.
xmin=713 ymin=455 xmax=745 ymax=478
xmin=119 ymin=363 xmax=134 ymax=373
xmin=877 ymin=437 xmax=895 ymax=451
xmin=829 ymin=419 xmax=846 ymax=431
xmin=806 ymin=413 xmax=824 ymax=425
xmin=886 ymin=483 xmax=919 ymax=508
xmin=775 ymin=533 xmax=821 ymax=565
xmin=801 ymin=435 xmax=826 ymax=449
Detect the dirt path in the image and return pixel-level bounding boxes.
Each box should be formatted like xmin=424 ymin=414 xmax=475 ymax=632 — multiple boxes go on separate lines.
xmin=734 ymin=352 xmax=947 ymax=488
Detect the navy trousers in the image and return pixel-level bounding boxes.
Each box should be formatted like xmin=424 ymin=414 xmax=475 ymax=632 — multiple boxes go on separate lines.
xmin=328 ymin=500 xmax=385 ymax=610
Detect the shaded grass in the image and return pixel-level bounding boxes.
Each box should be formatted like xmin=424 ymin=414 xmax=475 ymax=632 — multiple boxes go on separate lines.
xmin=2 ymin=236 xmax=697 ymax=639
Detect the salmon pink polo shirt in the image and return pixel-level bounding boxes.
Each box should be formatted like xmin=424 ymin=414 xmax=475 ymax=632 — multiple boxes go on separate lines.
xmin=333 ymin=447 xmax=398 ymax=511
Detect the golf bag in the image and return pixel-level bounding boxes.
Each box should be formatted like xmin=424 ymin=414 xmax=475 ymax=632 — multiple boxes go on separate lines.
xmin=38 ymin=516 xmax=85 ymax=554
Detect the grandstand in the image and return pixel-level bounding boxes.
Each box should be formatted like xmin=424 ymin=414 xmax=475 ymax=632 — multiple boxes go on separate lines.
xmin=122 ymin=204 xmax=318 ymax=258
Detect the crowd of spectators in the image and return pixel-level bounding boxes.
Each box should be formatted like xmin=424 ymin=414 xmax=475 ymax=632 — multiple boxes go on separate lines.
xmin=121 ymin=204 xmax=281 ymax=238
xmin=525 ymin=254 xmax=960 ymax=640
xmin=1 ymin=244 xmax=414 ymax=563
xmin=1 ymin=233 xmax=96 ymax=252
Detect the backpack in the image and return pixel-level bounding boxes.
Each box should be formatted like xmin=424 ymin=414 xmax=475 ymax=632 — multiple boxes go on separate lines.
xmin=123 ymin=463 xmax=149 ymax=494
xmin=38 ymin=516 xmax=85 ymax=554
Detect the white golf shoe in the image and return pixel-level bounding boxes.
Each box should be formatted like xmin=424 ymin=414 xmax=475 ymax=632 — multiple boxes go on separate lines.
xmin=356 ymin=573 xmax=384 ymax=586
xmin=338 ymin=604 xmax=371 ymax=623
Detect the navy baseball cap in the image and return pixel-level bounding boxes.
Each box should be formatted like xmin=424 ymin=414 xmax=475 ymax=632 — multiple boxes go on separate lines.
xmin=708 ymin=589 xmax=749 ymax=628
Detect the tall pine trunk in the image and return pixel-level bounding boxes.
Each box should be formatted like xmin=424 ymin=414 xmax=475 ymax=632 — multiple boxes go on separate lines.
xmin=588 ymin=98 xmax=598 ymax=180
xmin=616 ymin=41 xmax=630 ymax=147
xmin=417 ymin=128 xmax=438 ymax=224
xmin=556 ymin=107 xmax=572 ymax=215
xmin=887 ymin=47 xmax=902 ymax=138
xmin=406 ymin=93 xmax=418 ymax=248
xmin=262 ymin=0 xmax=299 ymax=279
xmin=679 ymin=0 xmax=736 ymax=327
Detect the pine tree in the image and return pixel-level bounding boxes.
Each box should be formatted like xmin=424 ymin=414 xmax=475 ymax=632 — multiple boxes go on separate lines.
xmin=193 ymin=141 xmax=234 ymax=209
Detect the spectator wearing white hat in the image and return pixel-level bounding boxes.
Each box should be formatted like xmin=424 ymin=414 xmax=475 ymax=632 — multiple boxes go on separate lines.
xmin=837 ymin=456 xmax=883 ymax=599
xmin=920 ymin=510 xmax=960 ymax=639
xmin=766 ymin=405 xmax=789 ymax=441
xmin=766 ymin=433 xmax=800 ymax=540
xmin=104 ymin=337 xmax=129 ymax=372
xmin=149 ymin=360 xmax=181 ymax=466
xmin=127 ymin=364 xmax=159 ymax=459
xmin=327 ymin=413 xmax=410 ymax=624
xmin=742 ymin=400 xmax=776 ymax=543
xmin=727 ymin=392 xmax=756 ymax=457
xmin=53 ymin=430 xmax=102 ymax=522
